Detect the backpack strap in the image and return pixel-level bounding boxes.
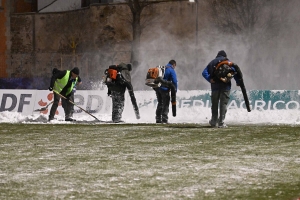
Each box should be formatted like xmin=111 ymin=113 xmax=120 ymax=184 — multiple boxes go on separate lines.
xmin=213 ymin=60 xmax=235 ymax=83
xmin=215 ymin=60 xmax=233 ymax=70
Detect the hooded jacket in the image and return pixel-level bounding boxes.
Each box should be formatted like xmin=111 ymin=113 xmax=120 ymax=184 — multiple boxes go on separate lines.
xmin=159 ymin=63 xmax=178 ymax=92
xmin=202 ymin=51 xmax=238 ymax=91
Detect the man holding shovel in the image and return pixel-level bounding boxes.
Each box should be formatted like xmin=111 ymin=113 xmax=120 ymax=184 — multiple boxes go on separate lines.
xmin=48 ymin=67 xmax=81 ymax=121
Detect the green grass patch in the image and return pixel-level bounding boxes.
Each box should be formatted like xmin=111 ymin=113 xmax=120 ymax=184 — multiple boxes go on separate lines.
xmin=0 ymin=123 xmax=300 ymax=199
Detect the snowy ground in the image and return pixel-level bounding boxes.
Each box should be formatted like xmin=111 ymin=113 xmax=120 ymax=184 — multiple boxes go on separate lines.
xmin=0 ymin=123 xmax=299 ymax=199
xmin=1 ymin=105 xmax=300 ymax=125
xmin=1 ymin=105 xmax=300 ymax=199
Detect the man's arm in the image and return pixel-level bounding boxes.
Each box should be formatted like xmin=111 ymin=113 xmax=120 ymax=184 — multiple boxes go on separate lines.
xmin=202 ymin=66 xmax=211 ymax=83
xmin=76 ymin=76 xmax=82 ymax=87
xmin=170 ymin=69 xmax=178 ymax=91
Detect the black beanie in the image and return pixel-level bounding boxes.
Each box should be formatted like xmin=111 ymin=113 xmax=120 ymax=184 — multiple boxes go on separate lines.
xmin=216 ymin=50 xmax=227 ymax=58
xmin=71 ymin=67 xmax=79 ymax=75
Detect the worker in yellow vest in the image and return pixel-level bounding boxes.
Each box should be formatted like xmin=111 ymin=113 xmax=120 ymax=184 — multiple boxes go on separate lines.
xmin=48 ymin=67 xmax=81 ymax=121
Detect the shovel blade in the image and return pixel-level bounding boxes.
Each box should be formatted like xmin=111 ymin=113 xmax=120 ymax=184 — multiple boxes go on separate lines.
xmin=34 ymin=107 xmax=47 ymax=112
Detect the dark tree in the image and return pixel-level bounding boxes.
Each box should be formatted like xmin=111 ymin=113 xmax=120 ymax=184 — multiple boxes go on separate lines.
xmin=206 ymin=0 xmax=288 ymax=39
xmin=125 ymin=0 xmax=173 ymax=66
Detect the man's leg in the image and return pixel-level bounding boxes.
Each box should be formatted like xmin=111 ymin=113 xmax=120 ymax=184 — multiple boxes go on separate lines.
xmin=48 ymin=92 xmax=60 ymax=121
xmin=69 ymin=92 xmax=75 ymax=118
xmin=155 ymin=89 xmax=163 ymax=123
xmin=111 ymin=91 xmax=125 ymax=123
xmin=218 ymin=90 xmax=230 ymax=127
xmin=63 ymin=94 xmax=74 ymax=120
xmin=161 ymin=90 xmax=170 ymax=123
xmin=210 ymin=90 xmax=220 ymax=126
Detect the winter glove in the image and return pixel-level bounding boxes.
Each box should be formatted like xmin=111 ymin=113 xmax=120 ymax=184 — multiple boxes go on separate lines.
xmin=107 ymin=89 xmax=112 ymax=97
xmin=48 ymin=87 xmax=53 ymax=91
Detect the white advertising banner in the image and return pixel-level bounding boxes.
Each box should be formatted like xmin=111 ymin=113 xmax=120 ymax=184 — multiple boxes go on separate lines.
xmin=1 ymin=90 xmax=300 ymax=117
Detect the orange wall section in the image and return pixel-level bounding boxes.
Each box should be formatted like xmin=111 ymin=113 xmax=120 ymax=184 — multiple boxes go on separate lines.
xmin=14 ymin=0 xmax=36 ymax=13
xmin=0 ymin=0 xmax=8 ymax=77
xmin=0 ymin=0 xmax=37 ymax=78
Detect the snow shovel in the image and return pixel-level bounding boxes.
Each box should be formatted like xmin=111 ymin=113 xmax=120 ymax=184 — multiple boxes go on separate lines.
xmin=53 ymin=90 xmax=103 ymax=122
xmin=34 ymin=101 xmax=53 ymax=112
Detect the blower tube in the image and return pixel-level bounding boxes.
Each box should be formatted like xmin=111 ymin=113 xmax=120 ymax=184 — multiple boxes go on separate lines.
xmin=123 ymin=81 xmax=140 ymax=119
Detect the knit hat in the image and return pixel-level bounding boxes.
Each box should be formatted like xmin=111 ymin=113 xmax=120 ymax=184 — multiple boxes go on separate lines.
xmin=216 ymin=50 xmax=227 ymax=58
xmin=71 ymin=67 xmax=79 ymax=75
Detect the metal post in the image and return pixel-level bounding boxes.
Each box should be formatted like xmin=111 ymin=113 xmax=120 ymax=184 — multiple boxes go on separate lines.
xmin=195 ymin=0 xmax=198 ymax=47
xmin=189 ymin=0 xmax=199 ymax=67
xmin=189 ymin=0 xmax=198 ymax=47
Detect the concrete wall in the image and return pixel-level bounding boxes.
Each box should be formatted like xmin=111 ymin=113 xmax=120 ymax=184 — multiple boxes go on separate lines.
xmin=8 ymin=1 xmax=201 ymax=90
xmin=0 ymin=0 xmax=7 ymax=77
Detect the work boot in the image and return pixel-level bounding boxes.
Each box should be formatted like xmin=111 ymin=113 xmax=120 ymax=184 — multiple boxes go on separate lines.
xmin=209 ymin=120 xmax=217 ymax=128
xmin=65 ymin=118 xmax=76 ymax=122
xmin=48 ymin=116 xmax=54 ymax=121
xmin=218 ymin=123 xmax=228 ymax=128
xmin=113 ymin=120 xmax=124 ymax=123
xmin=156 ymin=117 xmax=162 ymax=124
xmin=208 ymin=120 xmax=218 ymax=128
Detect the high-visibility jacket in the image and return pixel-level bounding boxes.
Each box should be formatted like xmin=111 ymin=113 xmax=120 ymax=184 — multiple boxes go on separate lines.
xmin=54 ymin=70 xmax=78 ymax=96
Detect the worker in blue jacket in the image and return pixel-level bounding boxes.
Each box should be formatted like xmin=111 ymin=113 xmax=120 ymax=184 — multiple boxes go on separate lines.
xmin=202 ymin=50 xmax=239 ymax=128
xmin=154 ymin=60 xmax=178 ymax=123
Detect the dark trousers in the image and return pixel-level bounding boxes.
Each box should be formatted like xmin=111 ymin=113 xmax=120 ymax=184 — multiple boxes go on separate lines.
xmin=210 ymin=90 xmax=230 ymax=126
xmin=49 ymin=92 xmax=74 ymax=120
xmin=155 ymin=88 xmax=170 ymax=123
xmin=70 ymin=92 xmax=75 ymax=117
xmin=111 ymin=90 xmax=125 ymax=122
